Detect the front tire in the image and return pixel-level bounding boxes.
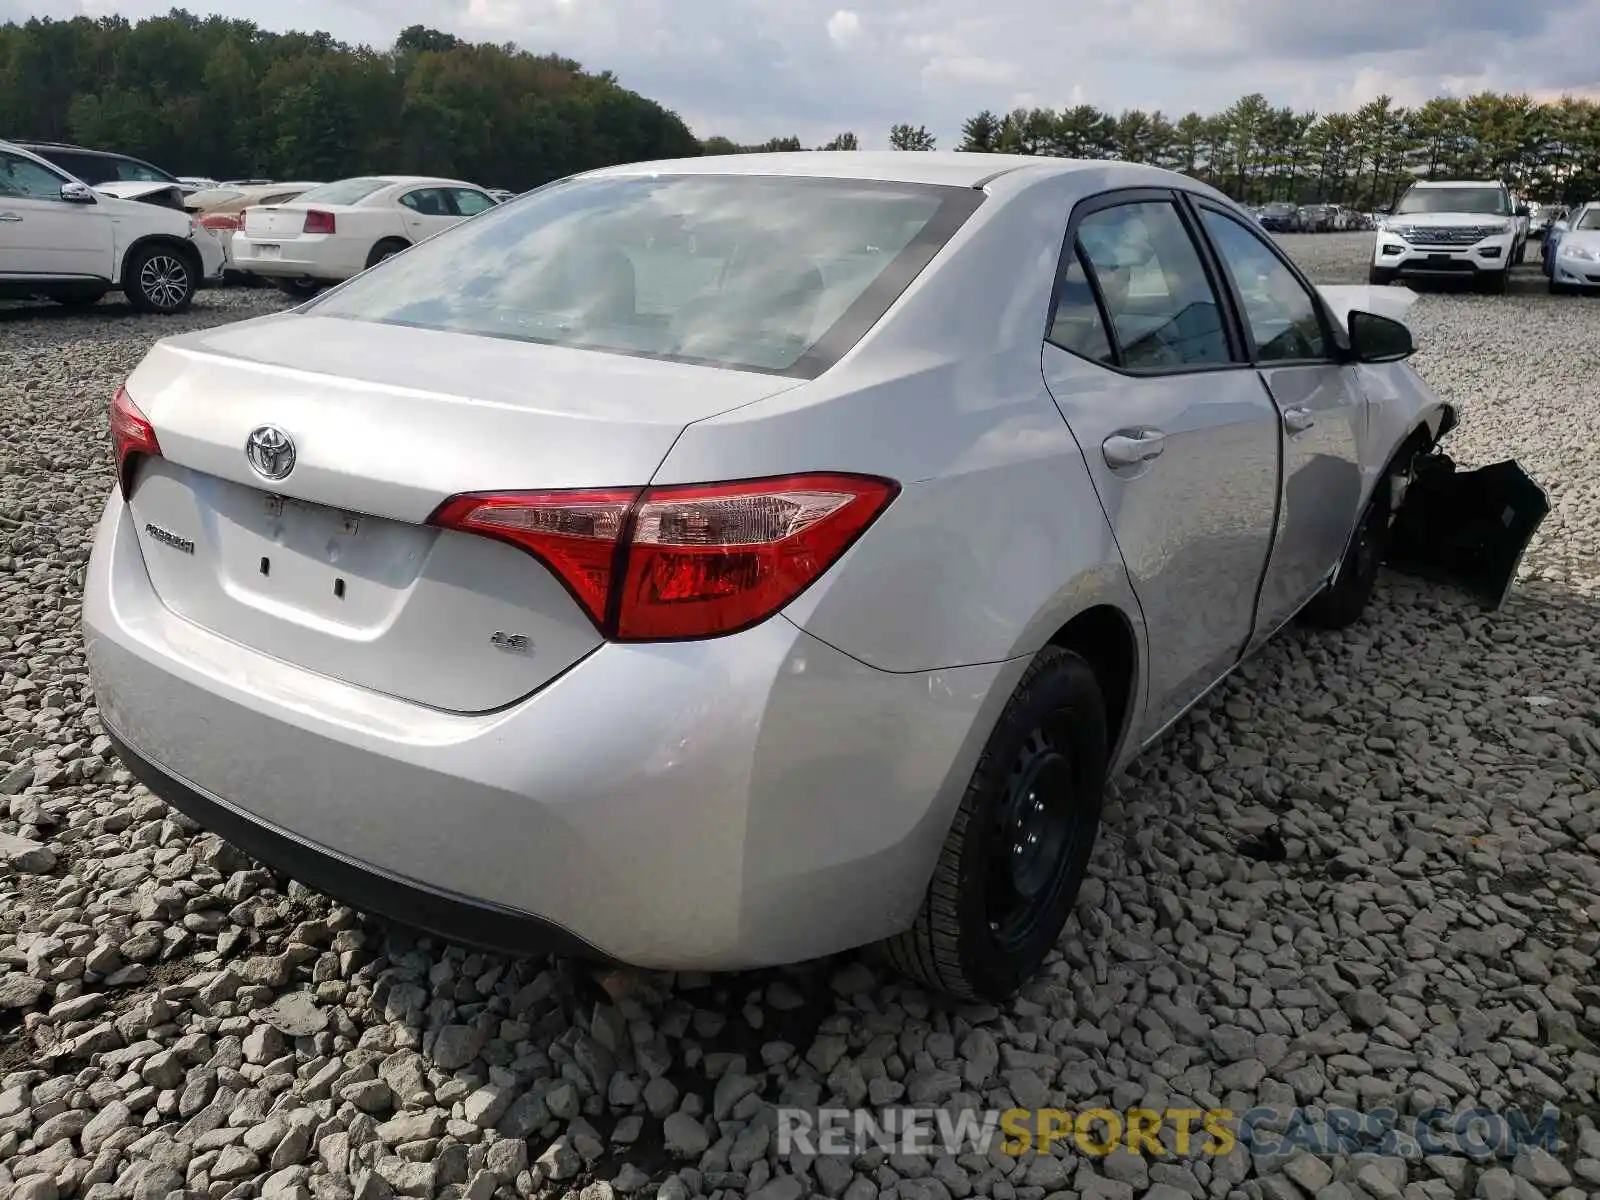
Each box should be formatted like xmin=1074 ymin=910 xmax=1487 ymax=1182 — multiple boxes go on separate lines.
xmin=879 ymin=647 xmax=1107 ymax=1001
xmin=1476 ymin=269 xmax=1508 ymax=295
xmin=1302 ymin=466 xmax=1404 ymax=630
xmin=125 ymin=245 xmax=197 ymax=314
xmin=1368 ymin=266 xmax=1397 ymax=286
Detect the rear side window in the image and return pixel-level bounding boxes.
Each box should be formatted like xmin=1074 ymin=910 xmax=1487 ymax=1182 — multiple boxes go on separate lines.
xmin=306 ymin=173 xmax=983 ymax=378
xmin=112 ymin=157 xmax=175 ymax=183
xmin=1075 ymin=201 xmax=1231 ymax=370
xmin=295 ymin=178 xmax=390 ymax=206
xmin=399 ymin=188 xmax=452 ymax=216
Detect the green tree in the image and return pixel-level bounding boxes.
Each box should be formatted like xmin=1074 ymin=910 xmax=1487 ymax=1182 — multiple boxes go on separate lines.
xmin=888 ymin=122 xmax=935 ymax=150
xmin=821 ymin=131 xmax=859 ymax=150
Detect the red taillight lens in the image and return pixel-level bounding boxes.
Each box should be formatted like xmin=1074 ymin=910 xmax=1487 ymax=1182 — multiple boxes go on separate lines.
xmin=429 ymin=489 xmax=640 ymax=628
xmin=110 ymin=385 xmax=161 ymax=499
xmin=198 ymin=212 xmax=242 ymax=232
xmin=303 ymin=209 xmax=336 ymax=235
xmin=429 ymin=473 xmax=898 ymax=641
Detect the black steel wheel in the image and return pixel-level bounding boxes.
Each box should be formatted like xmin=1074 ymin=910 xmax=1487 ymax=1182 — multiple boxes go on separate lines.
xmin=880 ymin=646 xmax=1108 ymax=1001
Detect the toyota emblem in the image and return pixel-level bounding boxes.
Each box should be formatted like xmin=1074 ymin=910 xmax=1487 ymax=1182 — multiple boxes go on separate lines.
xmin=245 ymin=425 xmax=296 ymax=481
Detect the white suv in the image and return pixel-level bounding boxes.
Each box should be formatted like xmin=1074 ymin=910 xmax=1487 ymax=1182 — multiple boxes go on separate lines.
xmin=0 ymin=140 xmax=224 ymax=313
xmin=1371 ymin=180 xmax=1528 ymax=294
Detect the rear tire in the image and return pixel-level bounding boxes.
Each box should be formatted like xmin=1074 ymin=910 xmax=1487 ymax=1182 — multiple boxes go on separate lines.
xmin=1368 ymin=266 xmax=1397 ymax=286
xmin=125 ymin=244 xmax=198 ymax=314
xmin=366 ymin=239 xmax=409 ymax=269
xmin=1476 ymin=269 xmax=1508 ymax=295
xmin=878 ymin=646 xmax=1107 ymax=1002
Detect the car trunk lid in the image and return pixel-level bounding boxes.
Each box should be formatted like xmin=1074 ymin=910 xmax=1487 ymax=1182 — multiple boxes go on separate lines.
xmin=243 ymin=204 xmax=314 ymax=239
xmin=121 ymin=312 xmax=805 ymax=712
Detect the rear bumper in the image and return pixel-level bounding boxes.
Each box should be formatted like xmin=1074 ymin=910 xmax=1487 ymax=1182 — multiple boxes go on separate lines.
xmin=229 ymin=233 xmax=354 ymax=282
xmin=85 ymin=489 xmax=1019 ymax=969
xmin=101 ymin=722 xmax=609 ymax=962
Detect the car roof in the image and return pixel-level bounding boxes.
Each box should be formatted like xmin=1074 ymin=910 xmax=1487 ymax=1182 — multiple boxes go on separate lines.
xmin=1411 ymin=180 xmax=1503 ymax=189
xmin=578 ymin=150 xmax=1154 ymax=189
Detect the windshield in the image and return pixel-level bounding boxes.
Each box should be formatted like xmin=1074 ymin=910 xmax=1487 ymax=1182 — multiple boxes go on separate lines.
xmin=1578 ymin=209 xmax=1600 ymax=231
xmin=1395 ymin=186 xmax=1509 ymax=216
xmin=295 ymin=178 xmax=389 ymax=206
xmin=307 ymin=173 xmax=980 ymax=377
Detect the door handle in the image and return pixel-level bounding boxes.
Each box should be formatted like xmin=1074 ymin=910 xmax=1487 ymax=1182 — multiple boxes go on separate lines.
xmin=0 ymin=213 xmax=22 ymax=222
xmin=1283 ymin=406 xmax=1315 ymax=434
xmin=1102 ymin=429 xmax=1167 ymax=468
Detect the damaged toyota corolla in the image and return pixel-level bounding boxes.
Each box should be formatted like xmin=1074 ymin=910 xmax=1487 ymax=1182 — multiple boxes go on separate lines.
xmin=82 ymin=153 xmax=1547 ymax=1000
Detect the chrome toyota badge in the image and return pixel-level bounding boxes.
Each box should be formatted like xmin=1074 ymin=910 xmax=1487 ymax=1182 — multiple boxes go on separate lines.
xmin=246 ymin=425 xmax=296 ymax=481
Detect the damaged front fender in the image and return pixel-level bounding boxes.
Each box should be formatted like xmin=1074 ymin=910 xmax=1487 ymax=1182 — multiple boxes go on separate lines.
xmin=1384 ymin=410 xmax=1549 ymax=610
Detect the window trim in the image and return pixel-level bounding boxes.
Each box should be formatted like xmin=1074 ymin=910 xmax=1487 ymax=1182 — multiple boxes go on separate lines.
xmin=1044 ymin=186 xmax=1250 ymax=378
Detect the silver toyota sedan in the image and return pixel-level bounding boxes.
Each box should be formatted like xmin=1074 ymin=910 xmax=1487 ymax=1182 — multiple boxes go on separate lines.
xmin=84 ymin=152 xmax=1540 ymax=1000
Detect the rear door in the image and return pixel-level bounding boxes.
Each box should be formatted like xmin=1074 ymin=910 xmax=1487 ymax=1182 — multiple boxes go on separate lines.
xmin=398 ymin=187 xmax=461 ymax=240
xmin=1040 ymin=189 xmax=1282 ymax=739
xmin=1189 ymin=199 xmax=1367 ymax=641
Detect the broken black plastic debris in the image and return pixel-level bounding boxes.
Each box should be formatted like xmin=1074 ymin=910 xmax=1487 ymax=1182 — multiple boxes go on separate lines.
xmin=1386 ymin=453 xmax=1549 ymax=610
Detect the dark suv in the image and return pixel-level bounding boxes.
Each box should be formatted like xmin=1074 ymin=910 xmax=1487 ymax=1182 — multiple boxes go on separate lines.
xmin=10 ymin=141 xmax=182 ymax=189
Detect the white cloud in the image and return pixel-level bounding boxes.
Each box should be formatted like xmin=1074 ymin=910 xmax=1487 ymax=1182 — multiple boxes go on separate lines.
xmin=824 ymin=9 xmax=860 ymax=45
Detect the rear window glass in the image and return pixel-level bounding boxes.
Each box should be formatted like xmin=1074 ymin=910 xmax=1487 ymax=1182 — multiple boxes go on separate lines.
xmin=306 ymin=173 xmax=980 ymax=377
xmin=296 ymin=178 xmax=390 ymax=206
xmin=186 ymin=188 xmax=243 ymax=208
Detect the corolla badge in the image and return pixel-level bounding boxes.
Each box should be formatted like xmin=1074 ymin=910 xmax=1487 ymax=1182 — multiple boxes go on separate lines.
xmin=246 ymin=425 xmax=296 ymax=481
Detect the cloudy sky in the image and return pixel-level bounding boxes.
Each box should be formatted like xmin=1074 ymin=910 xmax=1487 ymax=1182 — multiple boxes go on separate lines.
xmin=7 ymin=0 xmax=1599 ymax=148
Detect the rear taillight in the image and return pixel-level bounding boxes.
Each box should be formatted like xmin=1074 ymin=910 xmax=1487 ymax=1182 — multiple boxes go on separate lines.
xmin=199 ymin=212 xmax=242 ymax=232
xmin=430 ymin=473 xmax=898 ymax=641
xmin=303 ymin=209 xmax=335 ymax=235
xmin=110 ymin=385 xmax=161 ymax=499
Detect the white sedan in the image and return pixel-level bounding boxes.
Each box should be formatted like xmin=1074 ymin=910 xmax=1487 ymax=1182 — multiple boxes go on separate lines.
xmin=229 ymin=175 xmax=500 ymax=297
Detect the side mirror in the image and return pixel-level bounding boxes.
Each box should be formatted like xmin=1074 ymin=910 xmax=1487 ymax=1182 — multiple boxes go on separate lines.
xmin=60 ymin=181 xmax=96 ymax=204
xmin=1348 ymin=310 xmax=1414 ymax=363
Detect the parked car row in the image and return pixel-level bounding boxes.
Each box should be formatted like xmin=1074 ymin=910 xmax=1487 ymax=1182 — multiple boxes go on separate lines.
xmin=1253 ymin=203 xmax=1378 ymax=233
xmin=2 ymin=134 xmax=509 ymax=312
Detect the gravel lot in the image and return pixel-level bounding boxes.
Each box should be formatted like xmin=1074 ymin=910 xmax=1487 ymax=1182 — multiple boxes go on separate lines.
xmin=1 ymin=233 xmax=1597 ymax=1200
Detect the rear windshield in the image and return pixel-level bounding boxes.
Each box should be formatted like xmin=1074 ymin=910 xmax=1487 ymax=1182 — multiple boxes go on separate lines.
xmin=186 ymin=188 xmax=242 ymax=208
xmin=306 ymin=173 xmax=982 ymax=377
xmin=1395 ymin=187 xmax=1509 ymax=216
xmin=295 ymin=178 xmax=390 ymax=206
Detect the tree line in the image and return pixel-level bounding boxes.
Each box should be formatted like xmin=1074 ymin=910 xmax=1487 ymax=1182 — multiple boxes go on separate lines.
xmin=4 ymin=13 xmax=1599 ymax=207
xmin=748 ymin=95 xmax=1600 ymax=209
xmin=0 ymin=12 xmax=700 ymax=191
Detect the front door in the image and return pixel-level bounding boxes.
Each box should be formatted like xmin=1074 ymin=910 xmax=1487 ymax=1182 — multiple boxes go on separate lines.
xmin=0 ymin=149 xmax=113 ymax=280
xmin=1191 ymin=203 xmax=1368 ymax=640
xmin=1041 ymin=191 xmax=1282 ymax=738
